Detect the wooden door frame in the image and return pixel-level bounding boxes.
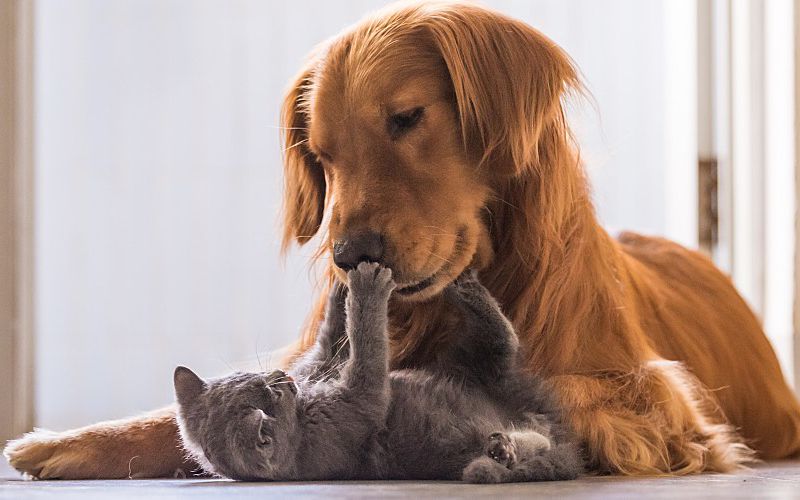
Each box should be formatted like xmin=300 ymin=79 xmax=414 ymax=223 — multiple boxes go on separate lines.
xmin=795 ymin=0 xmax=800 ymax=391
xmin=698 ymin=0 xmax=796 ymax=386
xmin=0 ymin=0 xmax=34 ymax=444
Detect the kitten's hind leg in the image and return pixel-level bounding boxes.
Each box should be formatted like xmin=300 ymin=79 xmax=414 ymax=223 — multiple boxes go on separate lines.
xmin=461 ymin=456 xmax=512 ymax=484
xmin=508 ymin=442 xmax=582 ymax=482
xmin=463 ymin=430 xmax=545 ymax=484
xmin=441 ymin=270 xmax=519 ymax=383
xmin=463 ymin=430 xmax=581 ymax=483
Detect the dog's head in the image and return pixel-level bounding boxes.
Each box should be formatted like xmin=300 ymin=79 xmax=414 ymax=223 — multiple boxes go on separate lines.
xmin=281 ymin=2 xmax=578 ymax=301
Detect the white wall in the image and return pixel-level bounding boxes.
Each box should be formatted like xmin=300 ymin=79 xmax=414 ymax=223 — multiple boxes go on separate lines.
xmin=763 ymin=0 xmax=795 ymax=385
xmin=34 ymin=0 xmax=687 ymax=429
xmin=494 ymin=0 xmax=673 ymax=239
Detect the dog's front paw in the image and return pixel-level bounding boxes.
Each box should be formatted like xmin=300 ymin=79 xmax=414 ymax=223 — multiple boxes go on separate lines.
xmin=347 ymin=262 xmax=395 ymax=298
xmin=4 ymin=429 xmax=92 ymax=479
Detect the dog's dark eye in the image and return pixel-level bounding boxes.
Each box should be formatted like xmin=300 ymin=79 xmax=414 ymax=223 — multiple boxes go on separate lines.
xmin=387 ymin=107 xmax=424 ymax=138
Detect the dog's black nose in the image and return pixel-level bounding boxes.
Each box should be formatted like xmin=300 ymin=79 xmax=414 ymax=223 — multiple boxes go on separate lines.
xmin=333 ymin=232 xmax=384 ymax=270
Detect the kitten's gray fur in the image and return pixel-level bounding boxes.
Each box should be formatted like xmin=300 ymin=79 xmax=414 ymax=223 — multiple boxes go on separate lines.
xmin=174 ymin=262 xmax=582 ymax=482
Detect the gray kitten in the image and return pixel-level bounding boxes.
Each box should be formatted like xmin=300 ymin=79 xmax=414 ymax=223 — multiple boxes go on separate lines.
xmin=174 ymin=262 xmax=582 ymax=482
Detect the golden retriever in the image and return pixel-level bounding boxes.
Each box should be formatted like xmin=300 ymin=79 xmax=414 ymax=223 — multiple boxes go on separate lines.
xmin=6 ymin=0 xmax=800 ymax=478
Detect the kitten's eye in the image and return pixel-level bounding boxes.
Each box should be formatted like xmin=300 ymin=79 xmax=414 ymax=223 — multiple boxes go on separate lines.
xmin=387 ymin=107 xmax=424 ymax=139
xmin=273 ymin=388 xmax=283 ymax=400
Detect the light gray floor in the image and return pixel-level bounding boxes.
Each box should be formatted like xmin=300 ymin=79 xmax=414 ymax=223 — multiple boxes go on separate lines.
xmin=2 ymin=456 xmax=800 ymax=499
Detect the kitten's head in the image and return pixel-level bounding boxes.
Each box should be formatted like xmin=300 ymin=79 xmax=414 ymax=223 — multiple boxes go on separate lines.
xmin=173 ymin=366 xmax=299 ymax=480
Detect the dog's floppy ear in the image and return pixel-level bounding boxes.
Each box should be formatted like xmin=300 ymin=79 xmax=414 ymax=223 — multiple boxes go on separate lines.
xmin=281 ymin=60 xmax=326 ymax=251
xmin=423 ymin=5 xmax=579 ymax=175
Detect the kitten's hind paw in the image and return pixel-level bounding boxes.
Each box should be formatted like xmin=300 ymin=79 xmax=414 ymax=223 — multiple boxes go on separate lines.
xmin=462 ymin=456 xmax=511 ymax=484
xmin=487 ymin=432 xmax=517 ymax=468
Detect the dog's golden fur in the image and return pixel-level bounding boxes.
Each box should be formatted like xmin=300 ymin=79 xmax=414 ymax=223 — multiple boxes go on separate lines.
xmin=5 ymin=1 xmax=800 ymax=478
xmin=283 ymin=1 xmax=800 ymax=474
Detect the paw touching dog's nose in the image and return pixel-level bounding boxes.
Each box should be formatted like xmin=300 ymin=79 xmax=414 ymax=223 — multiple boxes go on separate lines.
xmin=346 ymin=261 xmax=395 ymax=299
xmin=333 ymin=232 xmax=384 ymax=270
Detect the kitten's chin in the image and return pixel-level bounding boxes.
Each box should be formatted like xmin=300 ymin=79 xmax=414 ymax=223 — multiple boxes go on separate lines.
xmin=260 ymin=457 xmax=293 ymax=480
xmin=258 ymin=454 xmax=299 ymax=481
xmin=175 ymin=414 xmax=218 ymax=476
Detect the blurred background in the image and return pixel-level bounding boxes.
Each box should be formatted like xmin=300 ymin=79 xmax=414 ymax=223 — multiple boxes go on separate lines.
xmin=0 ymin=0 xmax=796 ymax=440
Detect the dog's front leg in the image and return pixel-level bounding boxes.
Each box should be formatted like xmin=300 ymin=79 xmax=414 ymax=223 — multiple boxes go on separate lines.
xmin=4 ymin=406 xmax=194 ymax=479
xmin=550 ymin=362 xmax=753 ymax=475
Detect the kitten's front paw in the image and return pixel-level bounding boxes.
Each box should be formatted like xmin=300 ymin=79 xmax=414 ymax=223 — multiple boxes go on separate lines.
xmin=487 ymin=432 xmax=517 ymax=468
xmin=452 ymin=268 xmax=480 ymax=287
xmin=445 ymin=269 xmax=484 ymax=297
xmin=444 ymin=269 xmax=495 ymax=310
xmin=347 ymin=262 xmax=395 ymax=298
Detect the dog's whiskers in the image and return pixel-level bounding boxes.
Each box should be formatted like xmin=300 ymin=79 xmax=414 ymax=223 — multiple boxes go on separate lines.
xmin=422 ymin=249 xmax=454 ymax=265
xmin=421 ymin=225 xmax=459 ymax=238
xmin=488 ymin=194 xmax=522 ymax=212
xmin=271 ymin=126 xmax=308 ymax=131
xmin=283 ymin=138 xmax=309 ymax=153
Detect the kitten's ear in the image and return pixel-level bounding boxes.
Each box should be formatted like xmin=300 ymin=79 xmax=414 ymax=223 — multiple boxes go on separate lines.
xmin=174 ymin=366 xmax=206 ymax=405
